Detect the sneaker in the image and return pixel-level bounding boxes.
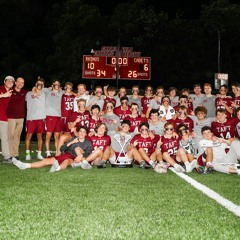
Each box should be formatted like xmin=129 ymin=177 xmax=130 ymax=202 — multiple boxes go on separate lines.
xmin=37 ymin=155 xmax=44 ymax=160
xmin=149 ymin=160 xmax=157 ymax=168
xmin=196 ymin=165 xmax=205 ymax=174
xmin=81 ymin=160 xmax=92 ymax=170
xmin=2 ymin=157 xmax=12 ymax=164
xmin=25 ymin=155 xmax=31 ymax=161
xmin=205 ymin=163 xmax=214 ymax=174
xmin=154 ymin=163 xmax=167 ymax=174
xmin=186 ymin=160 xmax=197 ymax=173
xmin=71 ymin=162 xmax=82 ymax=168
xmin=174 ymin=164 xmax=185 ymax=173
xmin=49 ymin=160 xmax=60 ymax=173
xmin=97 ymin=160 xmax=107 ymax=168
xmin=139 ymin=161 xmax=151 ymax=169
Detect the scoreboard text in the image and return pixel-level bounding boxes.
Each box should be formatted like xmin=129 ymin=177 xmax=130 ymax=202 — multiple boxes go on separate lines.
xmin=82 ymin=55 xmax=151 ymax=80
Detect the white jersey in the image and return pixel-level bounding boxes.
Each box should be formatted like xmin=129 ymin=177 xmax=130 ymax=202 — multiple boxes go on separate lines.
xmin=26 ymin=91 xmax=46 ymax=120
xmin=43 ymin=88 xmax=63 ymax=117
xmin=158 ymin=105 xmax=175 ymax=120
xmin=198 ymin=139 xmax=227 ymax=161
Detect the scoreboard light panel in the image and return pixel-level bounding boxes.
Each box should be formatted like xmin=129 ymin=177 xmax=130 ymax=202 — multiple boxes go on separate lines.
xmin=82 ymin=55 xmax=151 ymax=80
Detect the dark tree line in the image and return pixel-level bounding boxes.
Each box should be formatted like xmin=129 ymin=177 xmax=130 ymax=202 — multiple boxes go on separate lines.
xmin=0 ymin=0 xmax=240 ymax=90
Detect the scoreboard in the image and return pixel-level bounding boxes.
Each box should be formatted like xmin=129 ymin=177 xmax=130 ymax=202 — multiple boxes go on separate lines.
xmin=82 ymin=55 xmax=151 ymax=80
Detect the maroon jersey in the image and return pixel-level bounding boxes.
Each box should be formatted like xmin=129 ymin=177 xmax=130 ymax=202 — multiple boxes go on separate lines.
xmin=7 ymin=88 xmax=27 ymax=119
xmin=130 ymin=134 xmax=158 ymax=157
xmin=0 ymin=86 xmax=11 ymax=121
xmin=160 ymin=135 xmax=180 ymax=157
xmin=141 ymin=96 xmax=154 ymax=115
xmin=88 ymin=117 xmax=101 ymax=132
xmin=125 ymin=115 xmax=147 ymax=133
xmin=61 ymin=93 xmax=75 ymax=118
xmin=68 ymin=111 xmax=90 ymax=130
xmin=233 ymin=96 xmax=240 ymax=116
xmin=114 ymin=106 xmax=131 ymax=120
xmin=215 ymin=97 xmax=233 ymax=119
xmin=211 ymin=118 xmax=237 ymax=139
xmin=89 ymin=134 xmax=111 ymax=151
xmin=171 ymin=117 xmax=193 ymax=132
xmin=103 ymin=97 xmax=117 ymax=111
xmin=235 ymin=119 xmax=240 ymax=139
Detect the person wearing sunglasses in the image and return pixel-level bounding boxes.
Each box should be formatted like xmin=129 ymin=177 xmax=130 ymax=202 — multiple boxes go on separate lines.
xmin=101 ymin=101 xmax=120 ymax=132
xmin=176 ymin=123 xmax=197 ymax=165
xmin=130 ymin=122 xmax=160 ymax=169
xmin=114 ymin=96 xmax=131 ymax=121
xmin=158 ymin=96 xmax=175 ymax=121
xmin=102 ymin=85 xmax=117 ymax=111
xmin=158 ymin=122 xmax=196 ymax=172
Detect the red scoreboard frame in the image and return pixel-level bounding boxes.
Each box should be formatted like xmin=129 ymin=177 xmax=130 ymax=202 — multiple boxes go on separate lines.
xmin=82 ymin=55 xmax=151 ymax=80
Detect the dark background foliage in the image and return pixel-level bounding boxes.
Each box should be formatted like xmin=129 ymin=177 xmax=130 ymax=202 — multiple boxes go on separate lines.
xmin=0 ymin=0 xmax=239 ymax=90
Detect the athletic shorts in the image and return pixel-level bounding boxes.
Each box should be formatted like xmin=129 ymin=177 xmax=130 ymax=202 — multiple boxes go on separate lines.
xmin=46 ymin=116 xmax=63 ymax=133
xmin=197 ymin=152 xmax=207 ymax=166
xmin=55 ymin=152 xmax=75 ymax=164
xmin=109 ymin=152 xmax=133 ymax=164
xmin=26 ymin=119 xmax=45 ymax=134
xmin=61 ymin=117 xmax=70 ymax=132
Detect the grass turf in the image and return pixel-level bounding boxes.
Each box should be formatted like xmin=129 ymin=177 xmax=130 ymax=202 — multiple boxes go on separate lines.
xmin=0 ymin=143 xmax=240 ymax=239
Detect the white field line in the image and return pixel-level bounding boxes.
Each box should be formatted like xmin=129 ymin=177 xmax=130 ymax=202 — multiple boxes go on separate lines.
xmin=169 ymin=167 xmax=240 ymax=217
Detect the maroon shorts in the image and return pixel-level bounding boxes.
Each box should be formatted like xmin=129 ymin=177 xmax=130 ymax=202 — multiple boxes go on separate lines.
xmin=61 ymin=117 xmax=70 ymax=132
xmin=55 ymin=152 xmax=75 ymax=164
xmin=197 ymin=152 xmax=207 ymax=166
xmin=46 ymin=116 xmax=63 ymax=133
xmin=26 ymin=119 xmax=45 ymax=134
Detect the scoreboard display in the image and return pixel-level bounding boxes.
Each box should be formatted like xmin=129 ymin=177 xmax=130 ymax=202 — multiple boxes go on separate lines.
xmin=82 ymin=55 xmax=151 ymax=80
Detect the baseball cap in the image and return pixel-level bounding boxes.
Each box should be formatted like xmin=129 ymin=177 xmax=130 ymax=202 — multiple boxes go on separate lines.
xmin=4 ymin=76 xmax=15 ymax=82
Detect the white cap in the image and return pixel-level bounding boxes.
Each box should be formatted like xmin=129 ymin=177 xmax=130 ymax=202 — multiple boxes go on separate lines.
xmin=4 ymin=75 xmax=15 ymax=82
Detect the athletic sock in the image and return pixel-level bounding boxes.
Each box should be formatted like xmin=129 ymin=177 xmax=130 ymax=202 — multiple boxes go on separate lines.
xmin=46 ymin=151 xmax=51 ymax=157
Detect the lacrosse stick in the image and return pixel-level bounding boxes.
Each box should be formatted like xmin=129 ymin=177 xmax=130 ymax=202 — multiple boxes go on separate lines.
xmin=114 ymin=134 xmax=131 ymax=164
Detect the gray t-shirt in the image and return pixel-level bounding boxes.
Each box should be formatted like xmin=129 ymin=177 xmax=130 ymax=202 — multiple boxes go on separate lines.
xmin=170 ymin=96 xmax=179 ymax=107
xmin=42 ymin=88 xmax=63 ymax=117
xmin=87 ymin=96 xmax=104 ymax=111
xmin=127 ymin=95 xmax=142 ymax=112
xmin=26 ymin=91 xmax=46 ymax=120
xmin=102 ymin=113 xmax=121 ymax=132
xmin=149 ymin=121 xmax=166 ymax=135
xmin=201 ymin=95 xmax=216 ymax=118
xmin=189 ymin=94 xmax=205 ymax=110
xmin=148 ymin=98 xmax=161 ymax=110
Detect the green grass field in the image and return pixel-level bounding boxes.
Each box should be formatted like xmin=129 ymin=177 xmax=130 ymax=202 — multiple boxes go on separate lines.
xmin=0 ymin=142 xmax=240 ymax=239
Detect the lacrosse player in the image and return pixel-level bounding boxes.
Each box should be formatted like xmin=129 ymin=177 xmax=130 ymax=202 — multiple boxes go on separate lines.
xmin=197 ymin=126 xmax=240 ymax=175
